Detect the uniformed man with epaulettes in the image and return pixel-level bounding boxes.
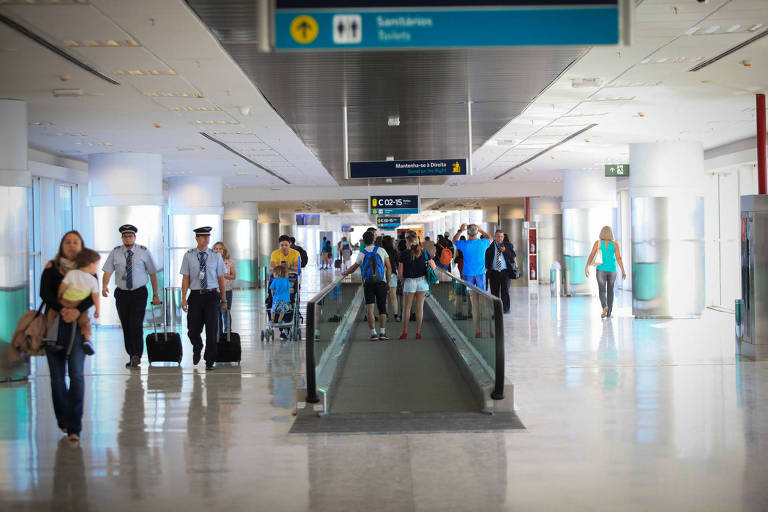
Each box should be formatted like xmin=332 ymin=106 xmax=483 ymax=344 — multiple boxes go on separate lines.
xmin=180 ymin=226 xmax=227 ymax=371
xmin=102 ymin=224 xmax=162 ymax=368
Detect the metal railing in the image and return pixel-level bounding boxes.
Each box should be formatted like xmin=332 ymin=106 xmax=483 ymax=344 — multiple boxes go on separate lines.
xmin=305 ymin=274 xmax=352 ymax=404
xmin=432 ymin=267 xmax=505 ymax=400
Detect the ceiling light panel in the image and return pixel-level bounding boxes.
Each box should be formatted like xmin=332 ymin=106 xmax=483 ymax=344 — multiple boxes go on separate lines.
xmin=63 ymin=39 xmax=140 ymax=47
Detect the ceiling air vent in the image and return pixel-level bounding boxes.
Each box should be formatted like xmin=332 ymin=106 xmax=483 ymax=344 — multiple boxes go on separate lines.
xmin=689 ymin=28 xmax=768 ymax=72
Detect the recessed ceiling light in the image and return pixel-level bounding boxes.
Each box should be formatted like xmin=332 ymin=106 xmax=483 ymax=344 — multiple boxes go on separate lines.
xmin=727 ymin=25 xmax=742 ymax=33
xmin=124 ymin=39 xmax=140 ymax=47
xmin=685 ymin=26 xmax=700 ymax=36
xmin=704 ymin=25 xmax=720 ymax=34
xmin=104 ymin=40 xmax=119 ymax=46
xmin=148 ymin=70 xmax=160 ymax=75
xmin=84 ymin=40 xmax=100 ymax=47
xmin=63 ymin=40 xmax=79 ymax=47
xmin=127 ymin=70 xmax=144 ymax=76
xmin=748 ymin=24 xmax=764 ymax=32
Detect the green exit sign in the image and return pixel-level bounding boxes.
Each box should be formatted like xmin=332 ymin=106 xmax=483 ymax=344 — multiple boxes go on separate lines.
xmin=605 ymin=164 xmax=630 ymax=177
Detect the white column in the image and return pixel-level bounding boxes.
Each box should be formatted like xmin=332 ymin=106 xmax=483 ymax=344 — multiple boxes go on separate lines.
xmin=0 ymin=100 xmax=30 ymax=381
xmin=630 ymin=142 xmax=705 ymax=317
xmin=223 ymin=202 xmax=259 ymax=287
xmin=531 ymin=197 xmax=563 ymax=284
xmin=89 ymin=153 xmax=165 ymax=325
xmin=168 ymin=176 xmax=223 ymax=287
xmin=561 ymin=170 xmax=617 ymax=295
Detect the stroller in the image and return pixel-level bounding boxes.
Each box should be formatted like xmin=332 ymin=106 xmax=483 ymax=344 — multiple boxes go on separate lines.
xmin=261 ymin=271 xmax=302 ymax=342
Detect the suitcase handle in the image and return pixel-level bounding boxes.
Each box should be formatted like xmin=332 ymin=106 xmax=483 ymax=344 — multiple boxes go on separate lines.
xmin=218 ymin=308 xmax=232 ymax=342
xmin=149 ymin=300 xmax=166 ymax=342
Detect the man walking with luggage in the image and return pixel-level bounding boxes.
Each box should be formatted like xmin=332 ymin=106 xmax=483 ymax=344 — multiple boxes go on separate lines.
xmin=102 ymin=224 xmax=162 ymax=368
xmin=342 ymin=230 xmax=392 ymax=340
xmin=180 ymin=226 xmax=227 ymax=371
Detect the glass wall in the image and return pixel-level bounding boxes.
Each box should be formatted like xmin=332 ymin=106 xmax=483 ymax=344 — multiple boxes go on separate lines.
xmin=54 ymin=184 xmax=74 ymax=243
xmin=27 ymin=178 xmax=42 ymax=309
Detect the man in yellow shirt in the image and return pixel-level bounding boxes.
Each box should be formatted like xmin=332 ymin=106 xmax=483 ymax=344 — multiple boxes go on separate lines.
xmin=270 ymin=235 xmax=301 ymax=275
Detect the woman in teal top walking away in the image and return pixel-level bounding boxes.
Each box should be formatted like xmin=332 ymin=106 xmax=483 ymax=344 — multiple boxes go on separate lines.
xmin=585 ymin=226 xmax=627 ymax=318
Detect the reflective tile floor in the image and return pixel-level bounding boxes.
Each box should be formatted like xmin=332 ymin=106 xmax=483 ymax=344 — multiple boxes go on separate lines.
xmin=3 ymin=268 xmax=768 ymax=511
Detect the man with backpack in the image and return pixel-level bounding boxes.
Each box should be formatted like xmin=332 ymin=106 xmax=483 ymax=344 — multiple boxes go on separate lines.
xmin=342 ymin=230 xmax=392 ymax=340
xmin=435 ymin=234 xmax=454 ymax=271
xmin=289 ymin=237 xmax=308 ymax=271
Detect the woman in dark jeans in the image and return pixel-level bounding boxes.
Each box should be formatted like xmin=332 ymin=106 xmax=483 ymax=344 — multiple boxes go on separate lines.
xmin=40 ymin=230 xmax=93 ymax=443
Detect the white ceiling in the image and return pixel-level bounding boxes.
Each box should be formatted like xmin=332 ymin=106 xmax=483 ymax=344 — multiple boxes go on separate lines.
xmin=0 ymin=0 xmax=336 ymax=187
xmin=1 ymin=0 xmax=766 ymax=212
xmin=462 ymin=0 xmax=768 ymax=185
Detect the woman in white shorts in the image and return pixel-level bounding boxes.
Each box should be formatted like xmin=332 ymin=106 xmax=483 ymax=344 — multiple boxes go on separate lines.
xmin=397 ymin=233 xmax=436 ymax=340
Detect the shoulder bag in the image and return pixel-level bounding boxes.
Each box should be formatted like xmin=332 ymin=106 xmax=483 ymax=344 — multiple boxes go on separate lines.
xmin=425 ymin=258 xmax=439 ymax=285
xmin=590 ymin=241 xmax=603 ymax=267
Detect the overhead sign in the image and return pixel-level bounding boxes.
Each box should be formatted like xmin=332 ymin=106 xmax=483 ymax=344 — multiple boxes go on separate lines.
xmin=275 ymin=1 xmax=619 ymax=50
xmin=296 ymin=213 xmax=320 ymax=225
xmin=605 ymin=164 xmax=630 ymax=177
xmin=377 ymin=216 xmax=401 ymax=229
xmin=341 ymin=225 xmax=353 ymax=232
xmin=350 ymin=158 xmax=466 ymax=179
xmin=370 ymin=195 xmax=419 ymax=215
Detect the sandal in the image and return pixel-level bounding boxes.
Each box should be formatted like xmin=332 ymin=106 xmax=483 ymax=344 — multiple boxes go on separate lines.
xmin=399 ymin=332 xmax=408 ymax=340
xmin=415 ymin=332 xmax=422 ymax=340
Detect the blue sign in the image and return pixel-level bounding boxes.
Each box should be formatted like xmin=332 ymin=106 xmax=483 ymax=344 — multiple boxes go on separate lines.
xmin=370 ymin=195 xmax=419 ymax=215
xmin=377 ymin=216 xmax=401 ymax=229
xmin=275 ymin=3 xmax=619 ymax=50
xmin=351 ymin=158 xmax=466 ymax=179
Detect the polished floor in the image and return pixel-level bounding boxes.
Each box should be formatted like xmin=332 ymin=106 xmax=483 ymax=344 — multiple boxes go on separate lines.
xmin=2 ymin=267 xmax=767 ymax=511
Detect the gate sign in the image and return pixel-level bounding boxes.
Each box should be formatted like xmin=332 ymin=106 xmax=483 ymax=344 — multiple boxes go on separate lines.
xmin=275 ymin=1 xmax=620 ymax=50
xmin=350 ymin=159 xmax=466 ymax=179
xmin=370 ymin=195 xmax=419 ymax=215
xmin=377 ymin=216 xmax=401 ymax=229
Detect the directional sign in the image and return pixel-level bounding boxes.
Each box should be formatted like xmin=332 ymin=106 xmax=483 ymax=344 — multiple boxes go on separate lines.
xmin=605 ymin=164 xmax=630 ymax=177
xmin=290 ymin=14 xmax=319 ymax=44
xmin=370 ymin=195 xmax=419 ymax=215
xmin=377 ymin=216 xmax=401 ymax=229
xmin=275 ymin=2 xmax=619 ymax=50
xmin=351 ymin=159 xmax=466 ymax=179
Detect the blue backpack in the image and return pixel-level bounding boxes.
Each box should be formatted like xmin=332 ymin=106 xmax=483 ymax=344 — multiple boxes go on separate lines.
xmin=361 ymin=247 xmax=385 ymax=283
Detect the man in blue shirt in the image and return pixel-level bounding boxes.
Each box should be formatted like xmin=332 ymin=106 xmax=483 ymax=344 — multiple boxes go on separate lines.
xmin=485 ymin=229 xmax=516 ymax=314
xmin=102 ymin=224 xmax=162 ymax=368
xmin=180 ymin=226 xmax=227 ymax=370
xmin=453 ymin=223 xmax=491 ymax=337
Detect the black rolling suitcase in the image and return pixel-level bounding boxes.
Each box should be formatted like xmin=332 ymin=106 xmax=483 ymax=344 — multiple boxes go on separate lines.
xmin=216 ymin=310 xmax=241 ymax=364
xmin=146 ymin=303 xmax=182 ymax=365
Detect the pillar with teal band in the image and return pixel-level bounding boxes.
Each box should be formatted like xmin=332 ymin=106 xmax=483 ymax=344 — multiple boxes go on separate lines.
xmin=0 ymin=100 xmax=31 ymax=382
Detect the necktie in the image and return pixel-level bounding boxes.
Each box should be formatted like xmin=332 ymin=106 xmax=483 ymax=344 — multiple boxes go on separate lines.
xmin=495 ymin=245 xmax=502 ymax=270
xmin=199 ymin=251 xmax=208 ymax=289
xmin=126 ymin=250 xmax=134 ymax=289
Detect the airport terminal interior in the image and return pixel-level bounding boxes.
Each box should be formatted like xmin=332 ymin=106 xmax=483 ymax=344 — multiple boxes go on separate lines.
xmin=2 ymin=0 xmax=768 ymax=510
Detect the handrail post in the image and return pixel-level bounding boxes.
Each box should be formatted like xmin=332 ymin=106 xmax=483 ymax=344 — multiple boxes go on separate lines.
xmin=305 ymin=301 xmax=319 ymax=403
xmin=491 ymin=299 xmax=505 ymax=400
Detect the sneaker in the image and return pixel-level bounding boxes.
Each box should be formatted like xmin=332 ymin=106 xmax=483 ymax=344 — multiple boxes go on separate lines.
xmin=378 ymin=333 xmax=389 ymax=340
xmin=81 ymin=341 xmax=95 ymax=356
xmin=280 ymin=332 xmax=289 ymax=341
xmin=205 ymin=363 xmax=215 ymax=371
xmin=369 ymin=333 xmax=379 ymax=341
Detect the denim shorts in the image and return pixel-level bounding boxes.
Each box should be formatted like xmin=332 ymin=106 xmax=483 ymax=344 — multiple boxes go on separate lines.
xmin=463 ymin=273 xmax=486 ymax=291
xmin=403 ymin=276 xmax=429 ymax=293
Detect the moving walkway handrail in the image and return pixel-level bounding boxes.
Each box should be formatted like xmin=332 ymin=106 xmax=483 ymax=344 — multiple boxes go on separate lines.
xmin=305 ymin=274 xmax=349 ymax=404
xmin=433 ymin=267 xmax=506 ymax=400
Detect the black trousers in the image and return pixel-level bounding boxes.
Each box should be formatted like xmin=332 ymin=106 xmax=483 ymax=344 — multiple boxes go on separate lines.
xmin=115 ymin=287 xmax=148 ymax=358
xmin=487 ymin=269 xmax=510 ymax=312
xmin=187 ymin=291 xmax=219 ymax=363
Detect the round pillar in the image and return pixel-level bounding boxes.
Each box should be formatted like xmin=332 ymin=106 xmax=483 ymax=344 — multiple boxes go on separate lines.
xmin=258 ymin=208 xmax=280 ymax=284
xmin=561 ymin=170 xmax=617 ymax=295
xmin=89 ymin=153 xmax=165 ymax=325
xmin=223 ymin=202 xmax=259 ymax=288
xmin=168 ymin=176 xmax=223 ymax=287
xmin=630 ymin=142 xmax=705 ymax=317
xmin=0 ymin=100 xmax=30 ymax=381
xmin=531 ymin=197 xmax=563 ymax=284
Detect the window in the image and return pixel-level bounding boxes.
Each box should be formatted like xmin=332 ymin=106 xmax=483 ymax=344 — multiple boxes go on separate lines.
xmin=28 ymin=178 xmax=42 ymax=309
xmin=55 ymin=184 xmax=74 ymax=243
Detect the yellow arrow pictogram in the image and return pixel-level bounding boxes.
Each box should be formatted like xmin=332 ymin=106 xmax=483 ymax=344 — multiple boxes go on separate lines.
xmin=290 ymin=15 xmax=319 ymax=44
